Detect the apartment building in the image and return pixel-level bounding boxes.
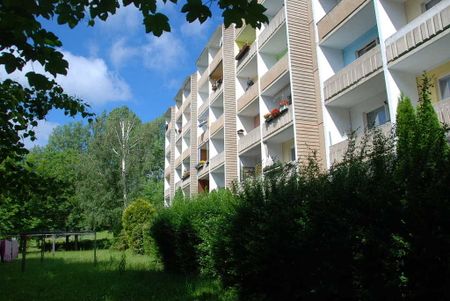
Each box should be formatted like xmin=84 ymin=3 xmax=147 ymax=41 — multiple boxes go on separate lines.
xmin=164 ymin=0 xmax=450 ymax=204
xmin=164 ymin=0 xmax=325 ymax=204
xmin=312 ymin=0 xmax=450 ymax=165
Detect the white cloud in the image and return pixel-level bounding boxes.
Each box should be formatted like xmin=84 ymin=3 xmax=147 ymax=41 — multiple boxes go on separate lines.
xmin=98 ymin=5 xmax=141 ymax=34
xmin=141 ymin=33 xmax=187 ymax=73
xmin=180 ymin=20 xmax=212 ymax=38
xmin=1 ymin=51 xmax=132 ymax=106
xmin=57 ymin=51 xmax=132 ymax=105
xmin=108 ymin=32 xmax=187 ymax=74
xmin=23 ymin=120 xmax=59 ymax=149
xmin=110 ymin=38 xmax=140 ymax=68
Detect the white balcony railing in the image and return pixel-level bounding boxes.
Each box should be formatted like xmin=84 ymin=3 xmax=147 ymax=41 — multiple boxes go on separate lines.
xmin=385 ymin=2 xmax=450 ymax=63
xmin=210 ymin=114 xmax=224 ymax=136
xmin=260 ymin=54 xmax=289 ymax=92
xmin=434 ymin=99 xmax=450 ymax=126
xmin=238 ymin=126 xmax=261 ymax=153
xmin=237 ymin=42 xmax=257 ymax=72
xmin=317 ymin=0 xmax=368 ymax=41
xmin=324 ymin=45 xmax=382 ymax=102
xmin=210 ymin=51 xmax=223 ymax=74
xmin=237 ymin=83 xmax=259 ymax=112
xmin=330 ymin=122 xmax=393 ymax=164
xmin=259 ymin=7 xmax=285 ymax=48
xmin=262 ymin=105 xmax=293 ymax=138
xmin=198 ymin=99 xmax=209 ymax=116
xmin=210 ymin=151 xmax=225 ymax=170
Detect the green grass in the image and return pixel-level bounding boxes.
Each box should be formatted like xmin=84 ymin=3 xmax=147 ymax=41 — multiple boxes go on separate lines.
xmin=0 ymin=249 xmax=236 ymax=301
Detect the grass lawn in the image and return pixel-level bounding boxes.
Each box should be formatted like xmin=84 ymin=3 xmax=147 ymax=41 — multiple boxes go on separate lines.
xmin=0 ymin=249 xmax=235 ymax=301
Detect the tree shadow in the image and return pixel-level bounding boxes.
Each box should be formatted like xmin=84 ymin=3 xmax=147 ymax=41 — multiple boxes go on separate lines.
xmin=0 ymin=256 xmax=227 ymax=301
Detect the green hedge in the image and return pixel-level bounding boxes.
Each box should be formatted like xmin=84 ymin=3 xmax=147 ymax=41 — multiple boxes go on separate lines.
xmin=150 ymin=80 xmax=450 ymax=300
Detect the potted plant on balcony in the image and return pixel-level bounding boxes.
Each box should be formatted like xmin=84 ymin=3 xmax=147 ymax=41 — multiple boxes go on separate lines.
xmin=271 ymin=108 xmax=281 ymax=119
xmin=182 ymin=170 xmax=190 ymax=181
xmin=195 ymin=160 xmax=206 ymax=170
xmin=279 ymin=100 xmax=289 ymax=112
xmin=235 ymin=43 xmax=250 ymax=61
xmin=264 ymin=112 xmax=273 ymax=122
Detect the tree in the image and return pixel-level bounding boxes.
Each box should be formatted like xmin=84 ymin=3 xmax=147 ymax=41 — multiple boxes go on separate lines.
xmin=0 ymin=0 xmax=268 ymax=164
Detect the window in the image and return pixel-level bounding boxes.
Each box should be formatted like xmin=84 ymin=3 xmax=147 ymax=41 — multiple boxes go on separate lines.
xmin=356 ymin=38 xmax=379 ymax=58
xmin=366 ymin=106 xmax=388 ymax=130
xmin=424 ymin=0 xmax=441 ymax=11
xmin=438 ymin=74 xmax=450 ymax=101
xmin=290 ymin=147 xmax=296 ymax=161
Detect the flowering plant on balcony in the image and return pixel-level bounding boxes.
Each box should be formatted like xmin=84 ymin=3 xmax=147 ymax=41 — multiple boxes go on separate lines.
xmin=195 ymin=160 xmax=207 ymax=170
xmin=264 ymin=112 xmax=273 ymax=122
xmin=271 ymin=108 xmax=281 ymax=118
xmin=279 ymin=99 xmax=289 ymax=112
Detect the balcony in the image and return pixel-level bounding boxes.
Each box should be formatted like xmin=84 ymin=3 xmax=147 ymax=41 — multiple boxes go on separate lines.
xmin=385 ymin=2 xmax=450 ymax=64
xmin=164 ymin=188 xmax=170 ymax=198
xmin=317 ymin=0 xmax=369 ymax=41
xmin=210 ymin=151 xmax=224 ymax=171
xmin=237 ymin=83 xmax=259 ymax=112
xmin=324 ymin=45 xmax=383 ymax=103
xmin=175 ymin=155 xmax=182 ymax=168
xmin=237 ymin=42 xmax=257 ymax=72
xmin=238 ymin=126 xmax=261 ymax=153
xmin=184 ymin=120 xmax=191 ymax=133
xmin=198 ymin=129 xmax=209 ymax=145
xmin=260 ymin=54 xmax=289 ymax=92
xmin=182 ymin=176 xmax=191 ymax=188
xmin=198 ymin=69 xmax=209 ymax=89
xmin=329 ymin=122 xmax=392 ymax=164
xmin=197 ymin=163 xmax=209 ymax=178
xmin=259 ymin=7 xmax=285 ymax=48
xmin=198 ymin=99 xmax=209 ymax=116
xmin=181 ymin=149 xmax=190 ymax=161
xmin=210 ymin=51 xmax=223 ymax=75
xmin=175 ymin=181 xmax=182 ymax=191
xmin=434 ymin=99 xmax=450 ymax=125
xmin=262 ymin=105 xmax=293 ymax=138
xmin=164 ymin=166 xmax=170 ymax=177
xmin=210 ymin=115 xmax=224 ymax=136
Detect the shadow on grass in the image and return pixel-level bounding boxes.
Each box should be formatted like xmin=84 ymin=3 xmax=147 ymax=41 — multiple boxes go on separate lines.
xmin=0 ymin=254 xmax=231 ymax=301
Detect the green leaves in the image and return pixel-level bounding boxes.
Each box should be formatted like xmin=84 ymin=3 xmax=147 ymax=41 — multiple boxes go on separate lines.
xmin=143 ymin=13 xmax=171 ymax=36
xmin=26 ymin=72 xmax=54 ymax=91
xmin=181 ymin=0 xmax=211 ymax=23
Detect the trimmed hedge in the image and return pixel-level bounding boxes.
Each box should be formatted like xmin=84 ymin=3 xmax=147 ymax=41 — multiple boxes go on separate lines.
xmin=150 ymin=86 xmax=450 ymax=300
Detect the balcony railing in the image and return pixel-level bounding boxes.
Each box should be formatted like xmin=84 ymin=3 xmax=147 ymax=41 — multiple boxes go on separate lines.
xmin=198 ymin=69 xmax=209 ymax=89
xmin=164 ymin=188 xmax=170 ymax=197
xmin=262 ymin=105 xmax=293 ymax=138
xmin=210 ymin=115 xmax=224 ymax=136
xmin=182 ymin=176 xmax=191 ymax=188
xmin=181 ymin=149 xmax=190 ymax=161
xmin=210 ymin=51 xmax=223 ymax=74
xmin=260 ymin=54 xmax=289 ymax=92
xmin=198 ymin=163 xmax=209 ymax=178
xmin=210 ymin=151 xmax=224 ymax=170
xmin=385 ymin=2 xmax=450 ymax=63
xmin=175 ymin=181 xmax=182 ymax=191
xmin=208 ymin=85 xmax=223 ymax=104
xmin=237 ymin=83 xmax=259 ymax=112
xmin=235 ymin=24 xmax=246 ymax=39
xmin=259 ymin=7 xmax=285 ymax=48
xmin=317 ymin=0 xmax=368 ymax=41
xmin=175 ymin=155 xmax=182 ymax=168
xmin=324 ymin=45 xmax=382 ymax=102
xmin=164 ymin=166 xmax=170 ymax=177
xmin=198 ymin=129 xmax=209 ymax=145
xmin=329 ymin=122 xmax=393 ymax=164
xmin=184 ymin=120 xmax=191 ymax=133
xmin=237 ymin=42 xmax=257 ymax=71
xmin=434 ymin=99 xmax=450 ymax=126
xmin=198 ymin=99 xmax=209 ymax=116
xmin=238 ymin=126 xmax=261 ymax=153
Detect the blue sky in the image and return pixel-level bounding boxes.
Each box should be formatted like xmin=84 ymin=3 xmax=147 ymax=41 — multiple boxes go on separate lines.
xmin=9 ymin=2 xmax=221 ymax=147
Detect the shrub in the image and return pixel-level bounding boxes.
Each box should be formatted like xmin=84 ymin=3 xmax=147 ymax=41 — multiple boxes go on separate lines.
xmin=122 ymin=198 xmax=156 ymax=254
xmin=150 ymin=189 xmax=237 ymax=275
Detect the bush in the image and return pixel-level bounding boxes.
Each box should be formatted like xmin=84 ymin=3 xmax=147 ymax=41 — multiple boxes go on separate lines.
xmin=151 ymin=78 xmax=450 ymax=300
xmin=44 ymin=238 xmax=112 ymax=251
xmin=122 ymin=198 xmax=156 ymax=254
xmin=150 ymin=189 xmax=237 ymax=275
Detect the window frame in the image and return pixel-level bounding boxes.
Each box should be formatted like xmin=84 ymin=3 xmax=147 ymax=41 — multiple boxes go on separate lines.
xmin=437 ymin=72 xmax=450 ymax=102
